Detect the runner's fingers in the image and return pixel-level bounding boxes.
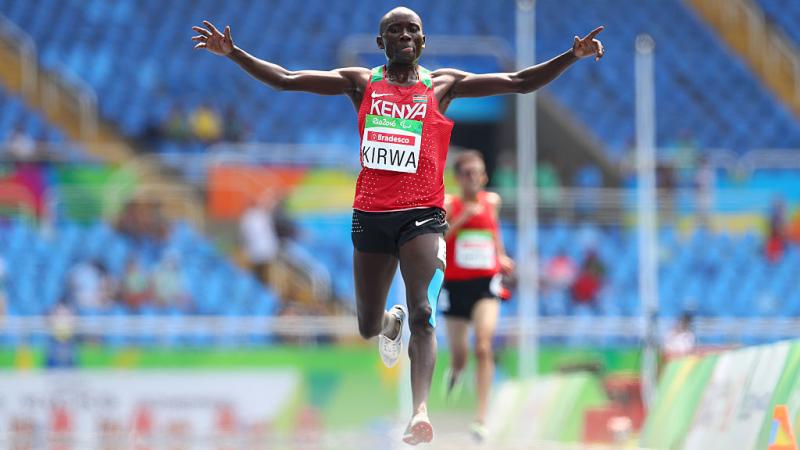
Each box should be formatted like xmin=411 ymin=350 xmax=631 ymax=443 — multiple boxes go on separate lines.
xmin=192 ymin=26 xmax=211 ymax=37
xmin=203 ymin=20 xmax=222 ymax=36
xmin=191 ymin=35 xmax=207 ymax=42
xmin=194 ymin=42 xmax=206 ymax=50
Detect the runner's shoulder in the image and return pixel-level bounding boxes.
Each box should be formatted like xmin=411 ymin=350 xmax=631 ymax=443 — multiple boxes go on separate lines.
xmin=431 ymin=68 xmax=470 ymax=83
xmin=336 ymin=67 xmax=372 ymax=87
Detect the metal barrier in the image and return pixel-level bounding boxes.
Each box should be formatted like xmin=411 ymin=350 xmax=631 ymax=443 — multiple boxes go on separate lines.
xmin=1 ymin=315 xmax=798 ymax=342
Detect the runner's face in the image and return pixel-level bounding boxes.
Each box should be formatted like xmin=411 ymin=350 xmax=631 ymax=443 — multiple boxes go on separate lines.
xmin=457 ymin=159 xmax=488 ymax=195
xmin=378 ymin=14 xmax=425 ymax=64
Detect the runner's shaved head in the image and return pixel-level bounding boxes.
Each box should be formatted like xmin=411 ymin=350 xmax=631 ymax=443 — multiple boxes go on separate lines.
xmin=379 ymin=7 xmax=423 ymax=35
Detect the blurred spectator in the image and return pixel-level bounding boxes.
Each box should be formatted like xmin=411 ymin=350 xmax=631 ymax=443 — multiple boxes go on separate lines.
xmin=190 ymin=104 xmax=222 ymax=143
xmin=765 ymin=229 xmax=786 ymax=263
xmin=543 ymin=250 xmax=576 ymax=290
xmin=152 ymin=252 xmax=190 ymax=310
xmin=67 ymin=259 xmax=115 ymax=310
xmin=117 ymin=199 xmax=146 ymax=241
xmin=120 ymin=257 xmax=152 ymax=310
xmin=788 ymin=209 xmax=800 ymax=244
xmin=765 ymin=198 xmax=787 ymax=263
xmin=45 ymin=301 xmax=77 ymax=369
xmin=656 ymin=160 xmax=676 ymax=223
xmin=116 ymin=198 xmax=169 ymax=251
xmin=5 ymin=124 xmax=38 ymax=161
xmin=769 ymin=197 xmax=786 ymax=236
xmin=570 ymin=249 xmax=605 ymax=307
xmin=240 ymin=191 xmax=280 ymax=283
xmin=694 ymin=156 xmax=715 ymax=228
xmin=222 ymin=105 xmax=246 ymax=142
xmin=663 ymin=312 xmax=695 ymax=359
xmin=273 ymin=195 xmax=299 ymax=244
xmin=162 ymin=105 xmax=190 ymax=141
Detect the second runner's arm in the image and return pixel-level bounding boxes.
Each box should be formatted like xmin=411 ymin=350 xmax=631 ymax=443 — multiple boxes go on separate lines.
xmin=488 ymin=193 xmax=515 ymax=274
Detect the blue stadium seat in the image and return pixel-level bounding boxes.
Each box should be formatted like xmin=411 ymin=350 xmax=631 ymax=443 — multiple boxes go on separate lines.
xmin=1 ymin=0 xmax=794 ymax=165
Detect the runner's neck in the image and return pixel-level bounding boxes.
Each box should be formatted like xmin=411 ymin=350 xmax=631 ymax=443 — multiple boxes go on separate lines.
xmin=461 ymin=191 xmax=480 ymax=202
xmin=385 ymin=62 xmax=419 ymax=86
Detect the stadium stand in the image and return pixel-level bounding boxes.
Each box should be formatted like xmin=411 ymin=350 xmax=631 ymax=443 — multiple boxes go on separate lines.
xmin=0 ymin=85 xmax=89 ymax=161
xmin=297 ymin=214 xmax=800 ymax=323
xmin=0 ymin=218 xmax=278 ymax=321
xmin=755 ymin=0 xmax=800 ymax=46
xmin=1 ymin=0 xmax=797 ymax=162
xmin=0 ymin=0 xmax=798 ymax=335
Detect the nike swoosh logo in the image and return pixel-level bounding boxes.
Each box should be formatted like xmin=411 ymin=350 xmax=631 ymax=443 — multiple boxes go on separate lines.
xmin=415 ymin=218 xmax=434 ymax=227
xmin=371 ymin=92 xmax=393 ymax=98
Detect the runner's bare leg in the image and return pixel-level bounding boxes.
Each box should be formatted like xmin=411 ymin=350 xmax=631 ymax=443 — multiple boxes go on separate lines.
xmin=353 ymin=250 xmax=399 ymax=339
xmin=398 ymin=233 xmax=445 ymax=415
xmin=445 ymin=318 xmax=469 ymax=389
xmin=472 ymin=298 xmax=500 ymax=424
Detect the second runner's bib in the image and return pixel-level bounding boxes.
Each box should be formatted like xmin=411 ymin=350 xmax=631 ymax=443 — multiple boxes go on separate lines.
xmin=454 ymin=229 xmax=496 ymax=270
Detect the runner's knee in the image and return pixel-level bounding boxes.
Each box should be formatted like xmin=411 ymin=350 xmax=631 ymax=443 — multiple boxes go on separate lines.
xmin=357 ymin=312 xmax=382 ymax=339
xmin=475 ymin=339 xmax=493 ymax=361
xmin=409 ymin=302 xmax=434 ymax=333
xmin=451 ymin=350 xmax=467 ymax=372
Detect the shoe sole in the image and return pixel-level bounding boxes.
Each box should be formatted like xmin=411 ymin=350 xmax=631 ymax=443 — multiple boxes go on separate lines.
xmin=402 ymin=420 xmax=433 ymax=445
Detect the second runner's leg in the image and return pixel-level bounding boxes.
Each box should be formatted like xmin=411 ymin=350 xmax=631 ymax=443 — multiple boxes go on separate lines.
xmin=471 ymin=297 xmax=500 ymax=441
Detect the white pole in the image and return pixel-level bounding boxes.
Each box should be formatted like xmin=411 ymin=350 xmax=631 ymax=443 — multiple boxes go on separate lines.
xmin=515 ymin=0 xmax=538 ymax=379
xmin=635 ymin=34 xmax=659 ymax=407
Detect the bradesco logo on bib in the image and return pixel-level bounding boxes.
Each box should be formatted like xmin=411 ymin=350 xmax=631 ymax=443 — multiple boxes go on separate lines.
xmin=361 ymin=114 xmax=422 ymax=173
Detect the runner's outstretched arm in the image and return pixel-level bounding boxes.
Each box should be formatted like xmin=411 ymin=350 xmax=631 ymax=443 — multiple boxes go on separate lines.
xmin=437 ymin=26 xmax=605 ymax=101
xmin=192 ymin=21 xmax=369 ymax=96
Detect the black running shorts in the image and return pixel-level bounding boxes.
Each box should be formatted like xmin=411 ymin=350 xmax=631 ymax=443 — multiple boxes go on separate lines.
xmin=351 ymin=207 xmax=448 ymax=255
xmin=440 ymin=275 xmax=501 ymax=320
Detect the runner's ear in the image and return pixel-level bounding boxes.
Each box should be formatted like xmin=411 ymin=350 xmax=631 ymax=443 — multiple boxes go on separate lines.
xmin=376 ymin=36 xmax=385 ymax=50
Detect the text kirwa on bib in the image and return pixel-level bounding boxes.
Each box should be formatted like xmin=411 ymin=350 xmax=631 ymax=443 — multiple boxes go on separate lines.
xmin=455 ymin=230 xmax=496 ymax=270
xmin=361 ymin=114 xmax=422 ymax=173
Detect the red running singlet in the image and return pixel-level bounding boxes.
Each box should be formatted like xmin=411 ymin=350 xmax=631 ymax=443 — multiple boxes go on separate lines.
xmin=445 ymin=192 xmax=501 ymax=281
xmin=353 ymin=65 xmax=454 ymax=212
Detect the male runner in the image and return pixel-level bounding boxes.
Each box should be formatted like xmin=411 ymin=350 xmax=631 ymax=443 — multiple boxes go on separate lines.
xmin=192 ymin=8 xmax=603 ymax=444
xmin=441 ymin=150 xmax=513 ymax=442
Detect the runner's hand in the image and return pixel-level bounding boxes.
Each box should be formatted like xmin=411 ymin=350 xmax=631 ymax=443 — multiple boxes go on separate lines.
xmin=572 ymin=26 xmax=605 ymax=61
xmin=192 ymin=21 xmax=234 ymax=56
xmin=499 ymin=255 xmax=515 ymax=275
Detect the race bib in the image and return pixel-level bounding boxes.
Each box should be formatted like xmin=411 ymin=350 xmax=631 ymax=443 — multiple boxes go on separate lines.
xmin=361 ymin=114 xmax=422 ymax=173
xmin=455 ymin=230 xmax=496 ymax=270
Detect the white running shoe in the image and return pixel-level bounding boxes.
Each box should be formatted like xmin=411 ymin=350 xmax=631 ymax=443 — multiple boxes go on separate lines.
xmin=471 ymin=421 xmax=488 ymax=443
xmin=378 ymin=304 xmax=406 ymax=368
xmin=402 ymin=410 xmax=434 ymax=445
